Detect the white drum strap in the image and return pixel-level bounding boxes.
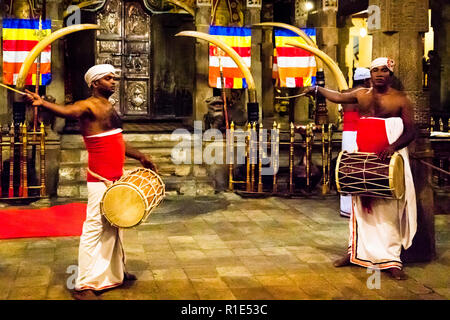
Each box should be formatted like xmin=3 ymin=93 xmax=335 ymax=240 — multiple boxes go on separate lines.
xmin=87 ymin=168 xmax=114 ymax=187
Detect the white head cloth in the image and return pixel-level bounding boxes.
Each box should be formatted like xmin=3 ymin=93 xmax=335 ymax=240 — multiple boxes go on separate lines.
xmin=370 ymin=57 xmax=395 ymax=72
xmin=84 ymin=64 xmax=120 ymax=87
xmin=353 ymin=67 xmax=371 ymax=81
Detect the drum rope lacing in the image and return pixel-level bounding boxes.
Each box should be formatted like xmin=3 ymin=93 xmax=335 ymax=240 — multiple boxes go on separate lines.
xmin=338 ymin=153 xmax=398 ymax=197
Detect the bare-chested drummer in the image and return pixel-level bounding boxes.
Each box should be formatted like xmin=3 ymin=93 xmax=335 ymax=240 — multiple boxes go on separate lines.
xmin=304 ymin=57 xmax=417 ymax=280
xmin=25 ymin=64 xmax=157 ymax=299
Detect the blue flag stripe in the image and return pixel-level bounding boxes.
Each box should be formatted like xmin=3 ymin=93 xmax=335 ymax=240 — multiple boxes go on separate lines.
xmin=274 ymin=28 xmax=316 ymax=38
xmin=209 ymin=26 xmax=252 ymax=37
xmin=41 ymin=74 xmax=52 ymax=85
xmin=2 ymin=18 xmax=52 ymax=30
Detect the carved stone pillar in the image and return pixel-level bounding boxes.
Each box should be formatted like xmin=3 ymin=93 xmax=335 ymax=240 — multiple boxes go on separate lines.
xmin=337 ymin=15 xmax=353 ymax=87
xmin=245 ymin=3 xmax=262 ymax=122
xmin=430 ymin=1 xmax=450 ymax=113
xmin=46 ymin=0 xmax=65 ymax=135
xmin=293 ymin=0 xmax=310 ymax=123
xmin=260 ymin=3 xmax=274 ymax=119
xmin=294 ymin=0 xmax=309 ymax=27
xmin=369 ymin=0 xmax=435 ymax=262
xmin=194 ymin=2 xmax=212 ymax=122
xmin=311 ymin=1 xmax=340 ymax=124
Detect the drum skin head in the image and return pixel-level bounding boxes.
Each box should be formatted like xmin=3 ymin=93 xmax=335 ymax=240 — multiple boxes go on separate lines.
xmin=101 ymin=184 xmax=146 ymax=228
xmin=390 ymin=153 xmax=405 ymax=199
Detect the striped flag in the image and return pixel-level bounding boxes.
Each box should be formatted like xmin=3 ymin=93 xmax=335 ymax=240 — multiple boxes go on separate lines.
xmin=2 ymin=18 xmax=52 ymax=86
xmin=209 ymin=26 xmax=251 ymax=89
xmin=273 ymin=28 xmax=317 ymax=88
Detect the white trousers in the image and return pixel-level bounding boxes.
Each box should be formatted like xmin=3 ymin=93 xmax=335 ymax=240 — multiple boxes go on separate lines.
xmin=75 ymin=182 xmax=125 ymax=291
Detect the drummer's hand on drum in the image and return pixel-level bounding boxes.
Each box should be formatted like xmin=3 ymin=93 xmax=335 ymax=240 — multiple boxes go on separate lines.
xmin=140 ymin=155 xmax=158 ymax=173
xmin=377 ymin=145 xmax=395 ymax=161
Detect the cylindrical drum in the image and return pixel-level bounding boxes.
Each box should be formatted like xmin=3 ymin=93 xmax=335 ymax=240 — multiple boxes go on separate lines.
xmin=335 ymin=151 xmax=405 ymax=199
xmin=100 ymin=168 xmax=165 ymax=228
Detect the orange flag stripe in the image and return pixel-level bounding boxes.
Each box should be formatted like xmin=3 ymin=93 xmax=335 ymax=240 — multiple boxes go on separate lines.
xmin=2 ymin=62 xmax=51 ymax=74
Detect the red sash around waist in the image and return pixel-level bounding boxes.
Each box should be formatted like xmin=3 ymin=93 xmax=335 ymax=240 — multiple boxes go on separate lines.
xmin=83 ymin=129 xmax=125 ymax=182
xmin=343 ymin=111 xmax=360 ymax=132
xmin=356 ymin=118 xmax=389 ymax=154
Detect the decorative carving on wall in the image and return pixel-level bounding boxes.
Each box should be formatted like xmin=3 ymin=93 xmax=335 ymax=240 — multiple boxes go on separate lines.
xmin=211 ymin=0 xmax=244 ymax=26
xmin=98 ymin=41 xmax=121 ymax=53
xmin=97 ymin=0 xmax=122 ymax=35
xmin=109 ymin=90 xmax=121 ymax=115
xmin=372 ymin=0 xmax=428 ymax=32
xmin=125 ymin=2 xmax=150 ymax=37
xmin=246 ymin=0 xmax=261 ymax=8
xmin=96 ymin=0 xmax=152 ymax=118
xmin=126 ymin=82 xmax=147 ymax=112
xmin=322 ymin=0 xmax=338 ymax=11
xmin=144 ymin=0 xmax=165 ymax=9
xmin=196 ymin=0 xmax=212 ymax=7
xmin=409 ymin=90 xmax=431 ymax=128
xmin=295 ymin=0 xmax=309 ymax=26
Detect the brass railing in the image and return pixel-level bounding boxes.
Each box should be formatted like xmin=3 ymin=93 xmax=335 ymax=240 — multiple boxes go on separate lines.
xmin=228 ymin=121 xmax=335 ymax=196
xmin=0 ymin=122 xmax=46 ymax=199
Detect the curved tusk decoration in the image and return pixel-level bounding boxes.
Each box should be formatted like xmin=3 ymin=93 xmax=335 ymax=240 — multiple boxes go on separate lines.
xmin=286 ymin=41 xmax=348 ymax=91
xmin=253 ymin=22 xmax=317 ymax=48
xmin=62 ymin=1 xmax=104 ymax=18
xmin=165 ymin=0 xmax=195 ymax=16
xmin=252 ymin=22 xmax=323 ymax=70
xmin=16 ymin=24 xmax=101 ymax=89
xmin=175 ymin=30 xmax=257 ymax=102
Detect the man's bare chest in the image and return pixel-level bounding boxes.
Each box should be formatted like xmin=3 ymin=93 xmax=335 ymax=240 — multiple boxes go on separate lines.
xmin=358 ymin=94 xmax=401 ymax=118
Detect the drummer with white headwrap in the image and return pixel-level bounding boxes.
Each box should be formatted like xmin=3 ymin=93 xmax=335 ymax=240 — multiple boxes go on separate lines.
xmin=25 ymin=64 xmax=157 ymax=299
xmin=303 ymin=57 xmax=417 ymax=280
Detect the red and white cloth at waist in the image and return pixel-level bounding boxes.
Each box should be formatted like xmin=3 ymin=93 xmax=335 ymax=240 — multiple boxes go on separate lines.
xmin=342 ymin=111 xmax=360 ymax=132
xmin=355 ymin=117 xmax=403 ymax=153
xmin=83 ymin=128 xmax=125 ymax=182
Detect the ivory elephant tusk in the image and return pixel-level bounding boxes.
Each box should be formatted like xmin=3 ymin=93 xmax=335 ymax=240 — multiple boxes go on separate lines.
xmin=16 ymin=24 xmax=101 ymax=89
xmin=285 ymin=41 xmax=349 ymax=91
xmin=175 ymin=30 xmax=257 ymax=103
xmin=252 ymin=22 xmax=323 ymax=70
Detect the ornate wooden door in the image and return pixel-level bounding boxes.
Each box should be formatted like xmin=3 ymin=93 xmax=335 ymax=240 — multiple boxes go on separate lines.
xmin=96 ymin=0 xmax=152 ymax=119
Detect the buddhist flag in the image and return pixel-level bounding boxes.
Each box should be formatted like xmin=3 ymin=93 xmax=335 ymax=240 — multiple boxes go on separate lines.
xmin=209 ymin=26 xmax=251 ymax=89
xmin=2 ymin=18 xmax=52 ymax=86
xmin=274 ymin=28 xmax=317 ymax=88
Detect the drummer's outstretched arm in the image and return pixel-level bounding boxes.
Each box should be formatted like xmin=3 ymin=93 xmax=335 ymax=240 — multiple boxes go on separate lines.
xmin=125 ymin=143 xmax=157 ymax=172
xmin=303 ymin=86 xmax=360 ymax=104
xmin=24 ymin=89 xmax=91 ymax=119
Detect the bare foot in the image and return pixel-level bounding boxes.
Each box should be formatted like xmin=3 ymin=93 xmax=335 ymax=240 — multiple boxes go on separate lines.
xmin=387 ymin=268 xmax=407 ymax=280
xmin=73 ymin=289 xmax=100 ymax=300
xmin=124 ymin=272 xmax=137 ymax=281
xmin=333 ymin=254 xmax=351 ymax=267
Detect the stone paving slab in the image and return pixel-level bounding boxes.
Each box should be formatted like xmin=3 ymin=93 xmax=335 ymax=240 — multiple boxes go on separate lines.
xmin=0 ymin=194 xmax=448 ymax=300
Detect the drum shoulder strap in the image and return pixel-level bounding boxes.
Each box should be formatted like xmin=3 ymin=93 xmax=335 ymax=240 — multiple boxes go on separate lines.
xmin=87 ymin=168 xmax=113 ymax=187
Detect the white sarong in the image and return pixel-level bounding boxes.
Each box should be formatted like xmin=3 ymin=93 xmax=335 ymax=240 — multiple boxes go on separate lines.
xmin=349 ymin=117 xmax=417 ymax=270
xmin=340 ymin=131 xmax=358 ymax=218
xmin=75 ymin=182 xmax=126 ymax=291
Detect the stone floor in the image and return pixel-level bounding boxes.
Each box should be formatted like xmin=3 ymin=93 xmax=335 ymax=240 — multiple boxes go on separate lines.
xmin=0 ymin=193 xmax=448 ymax=300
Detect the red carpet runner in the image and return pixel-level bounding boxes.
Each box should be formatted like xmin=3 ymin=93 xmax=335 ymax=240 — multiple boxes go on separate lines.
xmin=0 ymin=203 xmax=87 ymax=239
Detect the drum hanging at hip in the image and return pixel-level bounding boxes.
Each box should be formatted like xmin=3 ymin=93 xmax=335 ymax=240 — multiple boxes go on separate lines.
xmin=100 ymin=168 xmax=165 ymax=228
xmin=335 ymin=151 xmax=405 ymax=199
